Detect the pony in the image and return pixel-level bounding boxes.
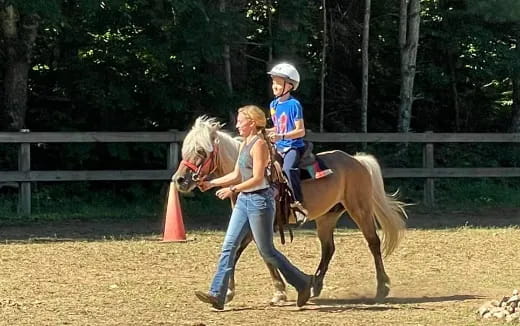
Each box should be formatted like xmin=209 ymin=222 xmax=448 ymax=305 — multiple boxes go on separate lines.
xmin=172 ymin=116 xmax=408 ymax=304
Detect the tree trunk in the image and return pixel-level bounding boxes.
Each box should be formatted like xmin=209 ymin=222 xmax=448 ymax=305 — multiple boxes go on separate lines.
xmin=219 ymin=0 xmax=233 ymax=95
xmin=398 ymin=0 xmax=420 ymax=133
xmin=267 ymin=0 xmax=273 ymax=99
xmin=512 ymin=77 xmax=520 ymax=132
xmin=361 ymin=0 xmax=371 ymax=134
xmin=511 ymin=36 xmax=520 ymax=132
xmin=1 ymin=5 xmax=39 ymax=130
xmin=447 ymin=50 xmax=460 ymax=131
xmin=4 ymin=61 xmax=30 ymax=129
xmin=319 ymin=0 xmax=327 ymax=133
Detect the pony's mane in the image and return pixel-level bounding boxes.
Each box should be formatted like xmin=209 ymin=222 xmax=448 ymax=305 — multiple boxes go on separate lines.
xmin=182 ymin=115 xmax=239 ymax=158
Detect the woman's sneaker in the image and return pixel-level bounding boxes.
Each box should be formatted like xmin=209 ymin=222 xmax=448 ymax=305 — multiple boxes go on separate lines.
xmin=297 ymin=275 xmax=315 ymax=307
xmin=194 ymin=291 xmax=224 ymax=310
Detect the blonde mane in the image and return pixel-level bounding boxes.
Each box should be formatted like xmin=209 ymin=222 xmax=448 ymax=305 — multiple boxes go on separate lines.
xmin=181 ymin=116 xmax=241 ymax=176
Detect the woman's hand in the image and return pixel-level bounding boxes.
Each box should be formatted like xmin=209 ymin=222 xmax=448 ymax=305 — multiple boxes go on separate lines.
xmin=198 ymin=180 xmax=215 ymax=192
xmin=215 ymin=187 xmax=234 ymax=200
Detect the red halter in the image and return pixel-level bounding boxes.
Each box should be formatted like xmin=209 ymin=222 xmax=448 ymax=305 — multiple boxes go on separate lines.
xmin=180 ymin=144 xmax=219 ymax=182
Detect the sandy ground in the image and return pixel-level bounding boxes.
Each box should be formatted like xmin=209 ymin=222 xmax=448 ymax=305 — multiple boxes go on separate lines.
xmin=0 ymin=208 xmax=519 ymax=325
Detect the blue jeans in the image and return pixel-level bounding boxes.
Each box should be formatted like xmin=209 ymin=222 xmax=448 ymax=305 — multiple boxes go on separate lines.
xmin=208 ymin=187 xmax=309 ymax=305
xmin=282 ymin=148 xmax=304 ymax=203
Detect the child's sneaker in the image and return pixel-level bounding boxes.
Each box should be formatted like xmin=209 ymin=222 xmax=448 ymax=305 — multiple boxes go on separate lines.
xmin=291 ymin=201 xmax=308 ymax=227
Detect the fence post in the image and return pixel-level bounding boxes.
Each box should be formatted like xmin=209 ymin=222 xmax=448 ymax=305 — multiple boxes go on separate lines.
xmin=18 ymin=129 xmax=31 ymax=216
xmin=423 ymin=131 xmax=435 ymax=207
xmin=167 ymin=129 xmax=180 ymax=171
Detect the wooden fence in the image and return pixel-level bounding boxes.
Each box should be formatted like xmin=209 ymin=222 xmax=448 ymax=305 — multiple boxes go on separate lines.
xmin=1 ymin=130 xmax=519 ymax=216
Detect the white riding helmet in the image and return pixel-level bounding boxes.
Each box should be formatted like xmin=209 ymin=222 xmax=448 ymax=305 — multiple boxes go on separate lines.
xmin=267 ymin=63 xmax=300 ymax=91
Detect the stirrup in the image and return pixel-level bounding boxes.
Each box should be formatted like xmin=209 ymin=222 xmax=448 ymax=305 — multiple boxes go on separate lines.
xmin=294 ymin=211 xmax=307 ymax=227
xmin=291 ymin=201 xmax=308 ymax=227
xmin=290 ymin=201 xmax=308 ymax=216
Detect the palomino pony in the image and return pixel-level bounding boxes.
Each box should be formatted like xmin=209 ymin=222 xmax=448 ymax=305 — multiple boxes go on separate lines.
xmin=173 ymin=116 xmax=407 ymax=304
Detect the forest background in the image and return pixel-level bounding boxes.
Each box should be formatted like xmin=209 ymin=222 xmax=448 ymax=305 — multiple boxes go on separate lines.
xmin=0 ymin=0 xmax=519 ymax=222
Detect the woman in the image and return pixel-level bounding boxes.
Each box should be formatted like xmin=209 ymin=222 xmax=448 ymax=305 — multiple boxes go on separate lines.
xmin=195 ymin=105 xmax=313 ymax=310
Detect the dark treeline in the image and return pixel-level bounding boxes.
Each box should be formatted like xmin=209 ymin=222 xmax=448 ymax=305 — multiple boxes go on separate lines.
xmin=0 ymin=0 xmax=518 ymax=133
xmin=0 ymin=1 xmax=520 ymax=217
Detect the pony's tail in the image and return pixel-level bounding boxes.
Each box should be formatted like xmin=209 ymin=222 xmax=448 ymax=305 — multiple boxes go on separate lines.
xmin=354 ymin=153 xmax=408 ymax=257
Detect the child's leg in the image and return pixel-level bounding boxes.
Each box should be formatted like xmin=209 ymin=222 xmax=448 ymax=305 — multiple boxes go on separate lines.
xmin=282 ymin=148 xmax=303 ymax=203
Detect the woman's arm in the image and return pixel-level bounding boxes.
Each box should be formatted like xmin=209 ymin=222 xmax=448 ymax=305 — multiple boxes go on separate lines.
xmin=215 ymin=138 xmax=268 ymax=199
xmin=199 ymin=144 xmax=242 ymax=191
xmin=208 ymin=160 xmax=241 ymax=187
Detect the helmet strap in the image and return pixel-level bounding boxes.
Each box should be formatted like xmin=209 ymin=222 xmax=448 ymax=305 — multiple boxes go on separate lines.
xmin=276 ymin=80 xmax=292 ymax=99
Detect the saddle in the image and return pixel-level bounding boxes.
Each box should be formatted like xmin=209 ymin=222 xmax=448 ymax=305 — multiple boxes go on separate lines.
xmin=297 ymin=141 xmax=333 ymax=180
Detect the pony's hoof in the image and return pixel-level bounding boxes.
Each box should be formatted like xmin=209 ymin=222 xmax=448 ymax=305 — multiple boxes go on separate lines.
xmin=311 ymin=278 xmax=323 ymax=298
xmin=269 ymin=292 xmax=287 ymax=305
xmin=225 ymin=290 xmax=235 ymax=303
xmin=375 ymin=286 xmax=390 ymax=301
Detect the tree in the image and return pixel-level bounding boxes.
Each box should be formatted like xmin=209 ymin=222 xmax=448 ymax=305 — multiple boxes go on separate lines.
xmin=0 ymin=0 xmax=40 ymax=130
xmin=361 ymin=0 xmax=371 ymax=133
xmin=513 ymin=37 xmax=520 ymax=132
xmin=398 ymin=0 xmax=420 ymax=132
xmin=319 ymin=0 xmax=327 ymax=132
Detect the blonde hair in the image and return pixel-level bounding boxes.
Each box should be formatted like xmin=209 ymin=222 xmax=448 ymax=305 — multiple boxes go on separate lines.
xmin=238 ymin=105 xmax=267 ymax=129
xmin=237 ymin=105 xmax=273 ymax=160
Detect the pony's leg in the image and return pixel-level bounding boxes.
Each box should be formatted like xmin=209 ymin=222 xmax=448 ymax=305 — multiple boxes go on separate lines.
xmin=226 ymin=231 xmax=253 ymax=303
xmin=350 ymin=206 xmax=390 ymax=301
xmin=226 ymin=231 xmax=287 ymax=304
xmin=266 ymin=262 xmax=287 ymax=304
xmin=313 ymin=212 xmax=342 ymax=298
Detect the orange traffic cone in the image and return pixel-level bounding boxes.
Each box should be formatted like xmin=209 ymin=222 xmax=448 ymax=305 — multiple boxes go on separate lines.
xmin=162 ymin=183 xmax=187 ymax=242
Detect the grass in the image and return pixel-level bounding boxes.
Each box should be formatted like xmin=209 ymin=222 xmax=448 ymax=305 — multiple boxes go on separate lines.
xmin=0 ymin=179 xmax=518 ymax=226
xmin=0 ymin=182 xmax=230 ymax=226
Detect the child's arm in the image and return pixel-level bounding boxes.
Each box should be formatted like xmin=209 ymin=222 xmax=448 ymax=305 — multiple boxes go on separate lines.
xmin=283 ymin=119 xmax=305 ymax=139
xmin=272 ymin=119 xmax=305 ymax=142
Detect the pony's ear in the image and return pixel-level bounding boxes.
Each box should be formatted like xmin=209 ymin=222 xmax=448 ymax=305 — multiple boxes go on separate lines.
xmin=209 ymin=121 xmax=225 ymax=142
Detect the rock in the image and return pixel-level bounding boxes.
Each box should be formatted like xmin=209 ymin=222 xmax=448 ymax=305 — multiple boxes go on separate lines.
xmin=477 ymin=305 xmax=490 ymax=317
xmin=507 ymin=295 xmax=519 ymax=304
xmin=493 ymin=310 xmax=507 ymax=319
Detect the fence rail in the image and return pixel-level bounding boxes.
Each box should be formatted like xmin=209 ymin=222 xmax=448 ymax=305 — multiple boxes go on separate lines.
xmin=1 ymin=130 xmax=519 ymax=216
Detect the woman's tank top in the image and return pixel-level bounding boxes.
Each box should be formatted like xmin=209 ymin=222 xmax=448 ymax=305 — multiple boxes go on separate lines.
xmin=238 ymin=135 xmax=270 ymax=192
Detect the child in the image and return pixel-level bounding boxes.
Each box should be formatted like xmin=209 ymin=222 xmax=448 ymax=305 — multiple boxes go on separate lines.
xmin=266 ymin=63 xmax=308 ymax=226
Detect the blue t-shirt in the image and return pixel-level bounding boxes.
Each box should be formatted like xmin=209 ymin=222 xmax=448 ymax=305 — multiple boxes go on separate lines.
xmin=269 ymin=96 xmax=305 ymax=151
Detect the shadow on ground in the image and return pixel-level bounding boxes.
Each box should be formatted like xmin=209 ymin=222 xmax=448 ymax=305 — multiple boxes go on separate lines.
xmin=312 ymin=294 xmax=482 ymax=306
xmin=0 ymin=207 xmax=518 ymax=242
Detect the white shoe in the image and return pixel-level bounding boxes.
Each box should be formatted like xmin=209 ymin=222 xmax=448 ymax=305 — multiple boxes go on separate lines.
xmin=291 ymin=201 xmax=308 ymax=227
xmin=294 ymin=211 xmax=307 ymax=227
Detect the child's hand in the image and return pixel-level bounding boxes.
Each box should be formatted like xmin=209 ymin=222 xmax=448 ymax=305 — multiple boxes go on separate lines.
xmin=268 ymin=133 xmax=281 ymax=143
xmin=215 ymin=187 xmax=233 ymax=200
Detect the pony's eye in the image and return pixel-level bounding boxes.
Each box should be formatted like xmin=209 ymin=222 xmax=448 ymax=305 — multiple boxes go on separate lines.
xmin=196 ymin=148 xmax=206 ymax=157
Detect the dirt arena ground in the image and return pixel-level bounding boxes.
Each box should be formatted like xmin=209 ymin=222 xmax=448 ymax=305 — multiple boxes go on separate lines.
xmin=0 ymin=208 xmax=519 ymax=325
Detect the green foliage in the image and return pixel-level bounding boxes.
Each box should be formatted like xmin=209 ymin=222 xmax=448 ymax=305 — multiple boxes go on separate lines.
xmin=1 ymin=0 xmax=519 ymax=220
xmin=436 ymin=178 xmax=520 ymax=208
xmin=0 ymin=182 xmax=230 ymax=225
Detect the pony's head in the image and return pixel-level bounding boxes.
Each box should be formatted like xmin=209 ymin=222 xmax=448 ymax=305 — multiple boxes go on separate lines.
xmin=172 ymin=116 xmax=225 ymax=192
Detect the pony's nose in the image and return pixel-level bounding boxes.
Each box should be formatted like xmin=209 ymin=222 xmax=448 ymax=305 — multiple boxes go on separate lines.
xmin=176 ymin=176 xmax=185 ymax=184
